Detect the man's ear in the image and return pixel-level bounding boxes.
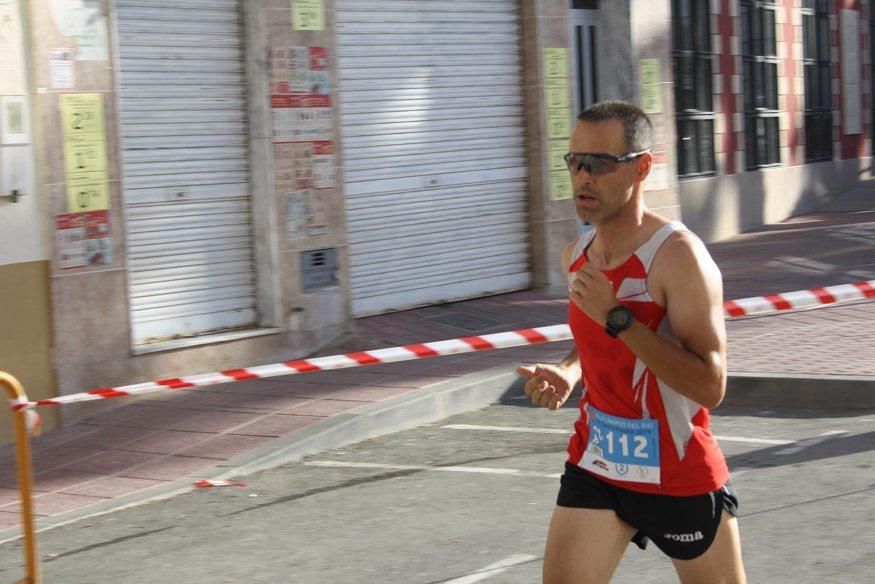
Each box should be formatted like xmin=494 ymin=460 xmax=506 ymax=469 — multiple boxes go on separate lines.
xmin=635 ymin=151 xmax=653 ymax=183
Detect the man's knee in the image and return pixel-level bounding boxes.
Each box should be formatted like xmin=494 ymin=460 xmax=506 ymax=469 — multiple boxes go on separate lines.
xmin=543 ymin=507 xmax=634 ymax=584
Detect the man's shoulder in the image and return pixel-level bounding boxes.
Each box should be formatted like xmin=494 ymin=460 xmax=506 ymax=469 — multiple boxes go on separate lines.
xmin=650 ymin=228 xmax=721 ymax=294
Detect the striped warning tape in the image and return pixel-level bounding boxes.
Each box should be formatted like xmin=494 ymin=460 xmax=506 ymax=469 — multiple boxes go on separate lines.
xmin=723 ymin=280 xmax=874 ymax=318
xmin=9 ymin=280 xmax=874 ymax=412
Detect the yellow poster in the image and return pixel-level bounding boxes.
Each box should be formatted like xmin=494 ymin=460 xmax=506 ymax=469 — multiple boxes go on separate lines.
xmin=293 ymin=0 xmax=324 ymax=31
xmin=550 ymin=170 xmax=573 ymax=201
xmin=549 ymin=140 xmax=567 ymax=172
xmin=640 ymin=59 xmax=663 ymax=114
xmin=60 ymin=93 xmax=105 ymax=135
xmin=547 ymin=107 xmax=572 ymax=139
xmin=63 ymin=134 xmax=108 ymax=176
xmin=544 ymin=48 xmax=568 ymax=78
xmin=546 ymin=82 xmax=570 ymax=111
xmin=61 ymin=93 xmax=110 ymax=211
xmin=66 ymin=173 xmax=110 ymax=212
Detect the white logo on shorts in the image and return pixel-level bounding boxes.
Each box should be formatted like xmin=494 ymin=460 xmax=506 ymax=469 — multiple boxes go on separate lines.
xmin=663 ymin=531 xmax=703 ymax=543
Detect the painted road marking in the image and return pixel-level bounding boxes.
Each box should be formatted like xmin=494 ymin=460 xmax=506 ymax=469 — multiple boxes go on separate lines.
xmin=775 ymin=430 xmax=849 ymax=455
xmin=442 ymin=424 xmax=792 ymax=445
xmin=443 ymin=424 xmax=569 ymax=435
xmin=714 ymin=436 xmax=792 ymax=446
xmin=304 ymin=460 xmax=561 ymax=478
xmin=442 ymin=554 xmax=539 ymax=583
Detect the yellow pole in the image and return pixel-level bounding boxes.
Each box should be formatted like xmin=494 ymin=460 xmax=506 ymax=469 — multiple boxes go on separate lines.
xmin=1 ymin=372 xmax=40 ymax=584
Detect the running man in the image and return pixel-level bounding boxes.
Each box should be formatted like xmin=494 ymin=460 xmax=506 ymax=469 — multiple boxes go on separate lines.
xmin=518 ymin=101 xmax=746 ymax=583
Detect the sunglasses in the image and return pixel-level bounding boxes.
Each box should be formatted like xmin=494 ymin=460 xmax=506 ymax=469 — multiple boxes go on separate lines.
xmin=563 ymin=149 xmax=651 ymax=176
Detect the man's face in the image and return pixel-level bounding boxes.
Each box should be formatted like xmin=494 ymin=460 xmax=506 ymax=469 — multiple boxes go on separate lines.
xmin=567 ymin=119 xmax=646 ymax=224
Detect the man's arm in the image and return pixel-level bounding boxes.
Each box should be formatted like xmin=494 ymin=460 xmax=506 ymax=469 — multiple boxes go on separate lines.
xmin=570 ymin=232 xmax=726 ymax=409
xmin=620 ymin=233 xmax=726 ymax=408
xmin=517 ymin=241 xmax=583 ymax=410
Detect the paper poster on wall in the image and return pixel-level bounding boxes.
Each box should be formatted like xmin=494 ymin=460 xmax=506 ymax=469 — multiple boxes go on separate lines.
xmin=544 ymin=48 xmax=568 ymax=78
xmin=271 ymin=46 xmax=331 ymax=95
xmin=272 ymin=96 xmax=333 ymax=142
xmin=293 ymin=0 xmax=324 ymax=31
xmin=55 ymin=210 xmax=112 ymax=268
xmin=60 ymin=93 xmax=105 ymax=134
xmin=60 ymin=93 xmax=110 ymax=212
xmin=305 ymin=192 xmax=329 ymax=236
xmin=546 ymin=83 xmax=570 ymax=111
xmin=0 ymin=95 xmax=28 ymax=144
xmin=550 ymin=170 xmax=573 ymax=201
xmin=274 ymin=143 xmax=296 ymax=192
xmin=313 ymin=141 xmax=334 ymax=188
xmin=639 ymin=59 xmax=662 ymax=115
xmin=63 ymin=132 xmax=107 ymax=176
xmin=66 ymin=172 xmax=109 ymax=211
xmin=284 ymin=191 xmax=307 ymax=237
xmin=291 ymin=143 xmax=315 ymax=189
xmin=547 ymin=107 xmax=572 ymax=139
xmin=271 ymin=47 xmax=308 ymax=94
xmin=56 ymin=213 xmax=87 ymax=268
xmin=307 ymin=47 xmax=329 ymax=94
xmin=0 ymin=0 xmax=26 ymax=93
xmin=50 ymin=49 xmax=75 ymax=89
xmin=285 ymin=190 xmax=329 ymax=237
xmin=549 ymin=140 xmax=567 ymax=173
xmin=49 ymin=0 xmax=108 ymax=60
xmin=544 ymin=49 xmax=571 ymax=140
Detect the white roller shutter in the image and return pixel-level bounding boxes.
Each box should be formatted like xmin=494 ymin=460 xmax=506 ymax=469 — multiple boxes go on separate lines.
xmin=115 ymin=0 xmax=257 ymax=345
xmin=337 ymin=0 xmax=532 ymax=316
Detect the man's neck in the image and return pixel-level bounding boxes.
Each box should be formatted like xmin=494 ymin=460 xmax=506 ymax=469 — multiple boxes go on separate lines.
xmin=590 ymin=197 xmax=650 ymax=267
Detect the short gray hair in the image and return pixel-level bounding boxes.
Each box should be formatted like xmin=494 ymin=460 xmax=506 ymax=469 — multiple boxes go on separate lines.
xmin=577 ymin=100 xmax=653 ymax=152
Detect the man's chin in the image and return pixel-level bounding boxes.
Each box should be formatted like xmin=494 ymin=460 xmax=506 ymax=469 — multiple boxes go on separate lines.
xmin=576 ymin=208 xmax=600 ymax=224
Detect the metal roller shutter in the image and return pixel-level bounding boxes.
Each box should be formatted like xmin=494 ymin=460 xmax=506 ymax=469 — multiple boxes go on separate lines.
xmin=337 ymin=0 xmax=531 ymax=316
xmin=115 ymin=0 xmax=257 ymax=345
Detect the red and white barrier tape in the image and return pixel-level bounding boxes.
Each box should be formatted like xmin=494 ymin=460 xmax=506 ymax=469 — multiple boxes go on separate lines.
xmin=10 ymin=325 xmax=571 ymax=411
xmin=8 ymin=280 xmax=874 ymax=412
xmin=193 ymin=479 xmax=247 ymax=488
xmin=9 ymin=397 xmax=42 ymax=433
xmin=723 ymin=280 xmax=874 ymax=318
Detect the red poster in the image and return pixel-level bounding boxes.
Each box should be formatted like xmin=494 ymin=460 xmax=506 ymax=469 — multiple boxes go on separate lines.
xmin=271 ymin=94 xmax=331 ymax=109
xmin=313 ymin=141 xmax=333 ymax=155
xmin=309 ymin=47 xmax=328 ymax=71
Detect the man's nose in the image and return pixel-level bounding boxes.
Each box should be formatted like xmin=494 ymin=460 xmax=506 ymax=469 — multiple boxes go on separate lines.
xmin=571 ymin=167 xmax=594 ymax=189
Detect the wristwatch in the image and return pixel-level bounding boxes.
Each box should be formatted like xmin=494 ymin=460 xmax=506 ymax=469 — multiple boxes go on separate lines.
xmin=605 ymin=305 xmax=635 ymax=338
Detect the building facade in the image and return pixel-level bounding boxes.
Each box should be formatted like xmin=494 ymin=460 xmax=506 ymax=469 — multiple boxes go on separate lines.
xmin=0 ymin=0 xmax=871 ymax=441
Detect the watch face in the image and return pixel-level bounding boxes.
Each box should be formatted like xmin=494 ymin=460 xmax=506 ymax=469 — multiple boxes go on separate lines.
xmin=610 ymin=307 xmax=632 ymax=327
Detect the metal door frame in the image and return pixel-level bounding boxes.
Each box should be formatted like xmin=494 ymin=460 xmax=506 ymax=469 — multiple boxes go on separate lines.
xmin=570 ymin=8 xmax=600 ymax=115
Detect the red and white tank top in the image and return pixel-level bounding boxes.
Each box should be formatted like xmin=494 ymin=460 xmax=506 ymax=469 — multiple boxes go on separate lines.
xmin=566 ymin=222 xmax=729 ymax=496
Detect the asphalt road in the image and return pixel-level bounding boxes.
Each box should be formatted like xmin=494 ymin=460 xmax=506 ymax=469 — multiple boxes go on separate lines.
xmin=1 ymin=401 xmax=873 ymax=583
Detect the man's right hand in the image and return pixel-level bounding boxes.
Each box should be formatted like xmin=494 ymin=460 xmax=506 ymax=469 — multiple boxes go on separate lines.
xmin=516 ymin=364 xmax=579 ymax=411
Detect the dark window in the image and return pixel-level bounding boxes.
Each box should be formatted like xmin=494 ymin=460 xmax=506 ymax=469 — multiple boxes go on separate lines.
xmin=672 ymin=0 xmax=716 ymax=177
xmin=741 ymin=1 xmax=781 ymax=168
xmin=802 ymin=0 xmax=832 ymax=161
xmin=572 ymin=0 xmax=599 ymax=9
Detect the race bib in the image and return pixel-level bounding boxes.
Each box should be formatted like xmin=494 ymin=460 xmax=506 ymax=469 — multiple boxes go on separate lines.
xmin=581 ymin=406 xmax=661 ymax=484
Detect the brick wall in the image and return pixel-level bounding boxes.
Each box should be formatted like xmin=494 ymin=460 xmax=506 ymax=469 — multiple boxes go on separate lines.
xmin=716 ymin=0 xmax=741 ymax=174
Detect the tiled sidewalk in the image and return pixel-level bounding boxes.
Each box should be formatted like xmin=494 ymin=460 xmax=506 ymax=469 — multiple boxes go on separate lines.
xmin=0 ymin=188 xmax=873 ymax=532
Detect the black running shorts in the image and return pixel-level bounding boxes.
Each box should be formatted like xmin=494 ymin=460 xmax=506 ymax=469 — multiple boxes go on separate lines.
xmin=556 ymin=462 xmax=739 ymax=560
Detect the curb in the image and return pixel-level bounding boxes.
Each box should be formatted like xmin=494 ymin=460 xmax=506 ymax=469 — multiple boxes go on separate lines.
xmin=0 ymin=366 xmax=522 ymax=544
xmin=724 ymin=372 xmax=875 ymax=409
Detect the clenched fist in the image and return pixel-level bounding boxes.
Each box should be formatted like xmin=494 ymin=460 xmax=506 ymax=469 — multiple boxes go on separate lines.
xmin=517 ymin=363 xmax=580 ymax=411
xmin=569 ymin=263 xmax=619 ymax=326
